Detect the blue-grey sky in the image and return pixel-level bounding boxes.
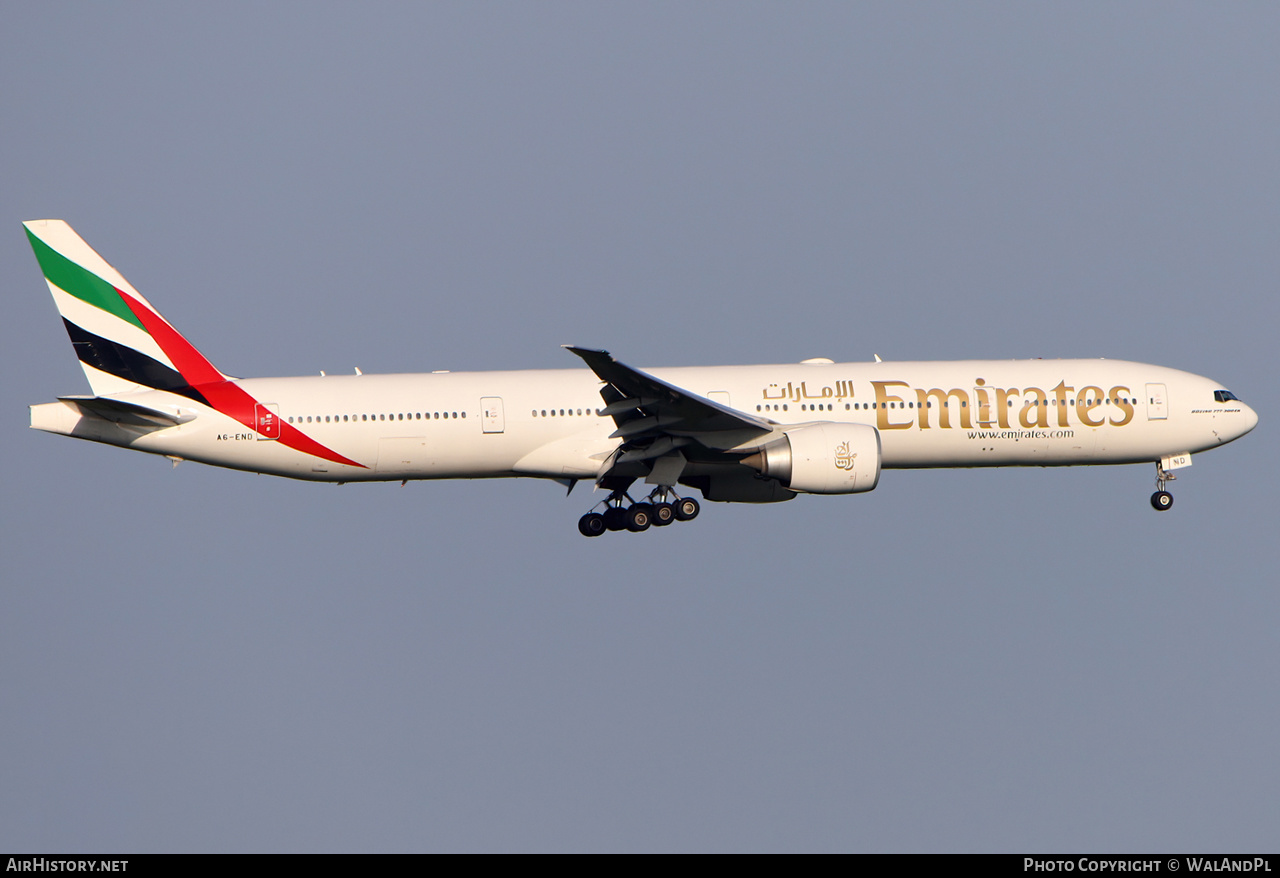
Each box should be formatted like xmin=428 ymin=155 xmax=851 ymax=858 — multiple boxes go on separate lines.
xmin=2 ymin=3 xmax=1276 ymax=852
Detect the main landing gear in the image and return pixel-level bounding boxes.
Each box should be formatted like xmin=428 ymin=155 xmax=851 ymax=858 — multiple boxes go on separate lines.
xmin=577 ymin=488 xmax=700 ymax=537
xmin=1150 ymin=462 xmax=1175 ymax=511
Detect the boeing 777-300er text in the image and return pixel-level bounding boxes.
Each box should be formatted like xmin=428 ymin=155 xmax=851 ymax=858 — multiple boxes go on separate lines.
xmin=24 ymin=220 xmax=1258 ymax=536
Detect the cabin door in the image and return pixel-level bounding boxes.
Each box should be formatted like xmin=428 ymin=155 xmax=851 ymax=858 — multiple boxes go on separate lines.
xmin=1145 ymin=384 xmax=1168 ymax=420
xmin=481 ymin=397 xmax=505 ymax=433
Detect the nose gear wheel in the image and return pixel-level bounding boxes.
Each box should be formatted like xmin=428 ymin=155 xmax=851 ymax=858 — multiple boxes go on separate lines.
xmin=1150 ymin=462 xmax=1176 ymax=512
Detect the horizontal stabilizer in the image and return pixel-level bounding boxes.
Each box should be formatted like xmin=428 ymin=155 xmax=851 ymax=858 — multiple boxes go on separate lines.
xmin=57 ymin=395 xmax=195 ymax=427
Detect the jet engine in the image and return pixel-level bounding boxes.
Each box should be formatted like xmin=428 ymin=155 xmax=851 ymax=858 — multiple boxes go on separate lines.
xmin=740 ymin=422 xmax=881 ymax=494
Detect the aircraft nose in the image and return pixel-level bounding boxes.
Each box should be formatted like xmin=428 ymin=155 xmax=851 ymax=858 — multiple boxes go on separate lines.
xmin=1239 ymin=402 xmax=1259 ymax=437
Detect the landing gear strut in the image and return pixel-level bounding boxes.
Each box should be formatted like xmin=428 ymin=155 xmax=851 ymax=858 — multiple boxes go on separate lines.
xmin=1150 ymin=462 xmax=1175 ymax=511
xmin=577 ymin=487 xmax=699 ymax=537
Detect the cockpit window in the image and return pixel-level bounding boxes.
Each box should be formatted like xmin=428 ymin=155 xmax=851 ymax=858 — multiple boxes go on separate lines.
xmin=1214 ymin=390 xmax=1239 ymax=402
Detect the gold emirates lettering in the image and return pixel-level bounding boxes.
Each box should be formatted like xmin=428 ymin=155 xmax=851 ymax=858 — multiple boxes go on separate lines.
xmin=857 ymin=380 xmax=1135 ymax=430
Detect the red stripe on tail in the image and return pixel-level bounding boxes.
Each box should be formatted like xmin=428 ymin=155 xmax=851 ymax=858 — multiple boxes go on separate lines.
xmin=118 ymin=287 xmax=366 ymax=469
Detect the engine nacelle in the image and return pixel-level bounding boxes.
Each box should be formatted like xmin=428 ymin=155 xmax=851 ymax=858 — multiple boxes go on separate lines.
xmin=741 ymin=422 xmax=881 ymax=494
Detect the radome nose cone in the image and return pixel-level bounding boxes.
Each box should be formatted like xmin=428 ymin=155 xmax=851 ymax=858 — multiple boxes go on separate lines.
xmin=1241 ymin=403 xmax=1259 ymax=437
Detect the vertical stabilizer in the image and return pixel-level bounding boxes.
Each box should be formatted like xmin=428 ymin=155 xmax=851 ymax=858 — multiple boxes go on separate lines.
xmin=24 ymin=220 xmax=227 ymax=399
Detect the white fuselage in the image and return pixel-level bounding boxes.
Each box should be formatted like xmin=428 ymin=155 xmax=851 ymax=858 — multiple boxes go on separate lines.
xmin=31 ymin=358 xmax=1258 ymax=486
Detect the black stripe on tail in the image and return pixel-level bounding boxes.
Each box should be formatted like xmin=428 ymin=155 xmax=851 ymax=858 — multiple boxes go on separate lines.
xmin=62 ymin=318 xmax=209 ymax=405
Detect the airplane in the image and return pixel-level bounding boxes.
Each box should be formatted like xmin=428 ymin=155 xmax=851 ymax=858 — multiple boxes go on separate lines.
xmin=24 ymin=219 xmax=1258 ymax=536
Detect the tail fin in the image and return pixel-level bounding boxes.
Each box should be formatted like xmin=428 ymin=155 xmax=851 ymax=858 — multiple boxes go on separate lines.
xmin=24 ymin=219 xmax=228 ymax=400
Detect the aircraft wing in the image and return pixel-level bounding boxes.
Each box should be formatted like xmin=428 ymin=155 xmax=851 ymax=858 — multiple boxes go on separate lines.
xmin=564 ymin=347 xmax=773 ymax=481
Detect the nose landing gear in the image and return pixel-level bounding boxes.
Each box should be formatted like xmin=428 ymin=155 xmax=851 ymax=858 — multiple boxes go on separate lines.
xmin=1150 ymin=462 xmax=1175 ymax=511
xmin=577 ymin=488 xmax=699 ymax=536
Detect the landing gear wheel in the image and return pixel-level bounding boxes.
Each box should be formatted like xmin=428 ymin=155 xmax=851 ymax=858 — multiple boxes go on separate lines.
xmin=578 ymin=512 xmax=606 ymax=537
xmin=603 ymin=506 xmax=629 ymax=531
xmin=1150 ymin=490 xmax=1173 ymax=511
xmin=626 ymin=504 xmax=653 ymax=532
xmin=651 ymin=503 xmax=676 ymax=526
xmin=674 ymin=497 xmax=700 ymax=522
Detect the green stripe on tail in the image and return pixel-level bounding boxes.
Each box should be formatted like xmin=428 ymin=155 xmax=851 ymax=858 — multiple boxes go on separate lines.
xmin=25 ymin=227 xmax=147 ymax=332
